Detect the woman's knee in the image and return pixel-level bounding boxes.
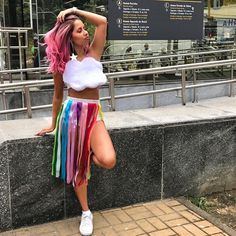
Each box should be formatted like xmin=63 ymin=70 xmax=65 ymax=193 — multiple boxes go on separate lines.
xmin=100 ymin=151 xmax=116 ymax=169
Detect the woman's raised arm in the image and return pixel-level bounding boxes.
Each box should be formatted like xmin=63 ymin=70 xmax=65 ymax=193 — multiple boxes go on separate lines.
xmin=57 ymin=7 xmax=107 ymax=60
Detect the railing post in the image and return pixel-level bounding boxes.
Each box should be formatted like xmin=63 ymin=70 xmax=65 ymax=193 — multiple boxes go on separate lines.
xmin=229 ymin=51 xmax=234 ymax=97
xmin=181 ymin=69 xmax=187 ymax=105
xmin=1 ymin=90 xmax=8 ymax=120
xmin=108 ymin=77 xmax=116 ymax=111
xmin=192 ymin=55 xmax=197 ymax=102
xmin=6 ymin=32 xmax=13 ymax=83
xmin=24 ymin=86 xmax=32 ymax=118
xmin=152 ymin=73 xmax=157 ymax=108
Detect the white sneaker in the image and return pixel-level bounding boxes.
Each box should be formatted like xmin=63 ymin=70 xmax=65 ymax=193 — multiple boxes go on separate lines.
xmin=79 ymin=211 xmax=93 ymax=236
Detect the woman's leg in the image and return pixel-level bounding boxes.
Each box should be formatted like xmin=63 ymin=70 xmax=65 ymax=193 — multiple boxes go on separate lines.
xmin=90 ymin=121 xmax=116 ymax=169
xmin=74 ymin=182 xmax=89 ymax=211
xmin=74 ymin=120 xmax=115 ymax=208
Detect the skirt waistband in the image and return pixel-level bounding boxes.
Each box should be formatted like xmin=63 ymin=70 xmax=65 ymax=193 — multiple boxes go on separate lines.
xmin=66 ymin=96 xmax=99 ymax=104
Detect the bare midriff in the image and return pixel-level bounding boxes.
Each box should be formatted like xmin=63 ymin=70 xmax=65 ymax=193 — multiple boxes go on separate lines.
xmin=68 ymin=87 xmax=99 ymax=100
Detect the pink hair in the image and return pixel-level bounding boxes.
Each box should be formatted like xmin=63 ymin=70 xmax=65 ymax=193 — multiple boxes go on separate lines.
xmin=44 ymin=15 xmax=89 ymax=74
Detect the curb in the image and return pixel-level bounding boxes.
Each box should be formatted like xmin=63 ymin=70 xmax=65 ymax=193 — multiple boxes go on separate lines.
xmin=177 ymin=196 xmax=236 ymax=236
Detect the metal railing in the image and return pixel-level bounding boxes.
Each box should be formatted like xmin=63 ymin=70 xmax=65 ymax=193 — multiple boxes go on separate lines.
xmin=102 ymin=48 xmax=236 ymax=66
xmin=0 ymin=58 xmax=235 ymax=119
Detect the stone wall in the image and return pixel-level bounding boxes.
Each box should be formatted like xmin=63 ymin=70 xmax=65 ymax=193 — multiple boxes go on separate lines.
xmin=0 ymin=100 xmax=236 ymax=232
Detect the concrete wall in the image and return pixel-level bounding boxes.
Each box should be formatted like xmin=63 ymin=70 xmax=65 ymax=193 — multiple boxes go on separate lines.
xmin=0 ymin=98 xmax=236 ymax=232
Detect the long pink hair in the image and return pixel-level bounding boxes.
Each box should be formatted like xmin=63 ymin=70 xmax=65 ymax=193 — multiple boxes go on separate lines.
xmin=44 ymin=15 xmax=89 ymax=74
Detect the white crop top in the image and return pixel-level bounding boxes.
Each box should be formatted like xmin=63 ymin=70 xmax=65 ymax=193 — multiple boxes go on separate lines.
xmin=63 ymin=56 xmax=107 ymax=92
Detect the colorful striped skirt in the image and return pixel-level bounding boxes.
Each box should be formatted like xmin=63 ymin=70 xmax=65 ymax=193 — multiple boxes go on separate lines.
xmin=52 ymin=96 xmax=103 ymax=187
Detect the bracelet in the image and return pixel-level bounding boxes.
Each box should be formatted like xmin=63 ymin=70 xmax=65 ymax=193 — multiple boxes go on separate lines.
xmin=72 ymin=7 xmax=77 ymax=14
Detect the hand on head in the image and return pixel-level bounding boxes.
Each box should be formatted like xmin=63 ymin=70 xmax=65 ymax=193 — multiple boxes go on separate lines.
xmin=57 ymin=8 xmax=77 ymax=23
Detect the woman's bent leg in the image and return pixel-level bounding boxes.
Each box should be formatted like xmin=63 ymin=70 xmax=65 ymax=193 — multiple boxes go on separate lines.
xmin=90 ymin=121 xmax=116 ymax=169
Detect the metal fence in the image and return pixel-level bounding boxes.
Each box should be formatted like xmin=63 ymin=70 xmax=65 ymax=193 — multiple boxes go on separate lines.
xmin=0 ymin=58 xmax=235 ymax=118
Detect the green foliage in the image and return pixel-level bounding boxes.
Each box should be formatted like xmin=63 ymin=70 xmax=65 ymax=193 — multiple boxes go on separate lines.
xmin=189 ymin=196 xmax=208 ymax=210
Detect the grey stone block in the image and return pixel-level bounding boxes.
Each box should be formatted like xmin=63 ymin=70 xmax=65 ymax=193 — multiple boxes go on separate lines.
xmin=163 ymin=119 xmax=236 ymax=198
xmin=108 ymin=127 xmax=162 ymax=206
xmin=0 ymin=143 xmax=11 ymax=232
xmin=65 ymin=127 xmax=163 ymax=217
xmin=8 ymin=137 xmax=65 ymax=228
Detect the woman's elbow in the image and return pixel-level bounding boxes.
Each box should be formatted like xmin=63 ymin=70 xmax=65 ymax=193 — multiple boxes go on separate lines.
xmin=101 ymin=16 xmax=107 ymax=25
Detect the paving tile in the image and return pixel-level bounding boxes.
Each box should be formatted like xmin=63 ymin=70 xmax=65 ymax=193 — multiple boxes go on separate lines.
xmin=92 ymin=228 xmax=104 ymax=236
xmin=159 ymin=213 xmax=182 ymax=222
xmin=155 ymin=202 xmax=174 ymax=214
xmin=100 ymin=208 xmax=121 ymax=214
xmin=165 ymin=218 xmax=190 ymax=227
xmin=188 ymin=210 xmax=204 ymax=220
xmin=172 ymin=226 xmax=193 ymax=236
xmin=124 ymin=206 xmax=148 ymax=215
xmin=102 ymin=212 xmax=122 ymax=225
xmin=147 ymin=217 xmax=168 ymax=230
xmin=203 ymin=226 xmax=222 ymax=234
xmin=179 ymin=210 xmax=201 ymax=222
xmin=117 ymin=227 xmax=144 ymax=236
xmin=129 ymin=210 xmax=154 ymax=221
xmin=149 ymin=228 xmax=176 ymax=236
xmin=136 ymin=219 xmax=156 ymax=233
xmin=53 ymin=220 xmax=79 ymax=235
xmin=113 ymin=222 xmax=137 ymax=232
xmin=113 ymin=210 xmax=133 ymax=223
xmin=143 ymin=200 xmax=160 ymax=206
xmin=145 ymin=204 xmax=165 ymax=216
xmin=183 ymin=223 xmax=207 ymax=236
xmin=172 ymin=205 xmax=188 ymax=212
xmin=101 ymin=226 xmax=118 ymax=236
xmin=194 ymin=220 xmax=213 ymax=229
xmin=164 ymin=200 xmax=181 ymax=207
xmin=93 ymin=213 xmax=110 ymax=229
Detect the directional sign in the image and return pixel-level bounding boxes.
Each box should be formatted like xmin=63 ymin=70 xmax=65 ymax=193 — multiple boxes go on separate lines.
xmin=108 ymin=0 xmax=204 ymax=40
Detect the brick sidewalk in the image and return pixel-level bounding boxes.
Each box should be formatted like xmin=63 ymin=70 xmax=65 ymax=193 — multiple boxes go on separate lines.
xmin=0 ymin=198 xmax=234 ymax=236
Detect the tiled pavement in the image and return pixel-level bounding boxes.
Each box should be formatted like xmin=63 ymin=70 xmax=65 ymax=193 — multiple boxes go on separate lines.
xmin=0 ymin=198 xmax=235 ymax=236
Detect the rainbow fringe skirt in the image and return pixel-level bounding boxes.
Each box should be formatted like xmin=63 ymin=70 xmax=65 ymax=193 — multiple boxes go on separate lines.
xmin=52 ymin=97 xmax=103 ymax=187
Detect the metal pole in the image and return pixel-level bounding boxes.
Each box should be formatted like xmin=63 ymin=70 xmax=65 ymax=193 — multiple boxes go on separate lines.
xmin=181 ymin=69 xmax=186 ymax=105
xmin=0 ymin=69 xmax=7 ymax=119
xmin=152 ymin=73 xmax=157 ymax=108
xmin=24 ymin=86 xmax=32 ymax=118
xmin=107 ymin=64 xmax=112 ymax=109
xmin=229 ymin=51 xmax=234 ymax=97
xmin=18 ymin=30 xmax=23 ymax=81
xmin=6 ymin=32 xmax=12 ymax=82
xmin=193 ymin=55 xmax=197 ymax=102
xmin=35 ymin=0 xmax=40 ymax=69
xmin=108 ymin=78 xmax=116 ymax=111
xmin=1 ymin=90 xmax=7 ymax=120
xmin=18 ymin=30 xmax=25 ymax=110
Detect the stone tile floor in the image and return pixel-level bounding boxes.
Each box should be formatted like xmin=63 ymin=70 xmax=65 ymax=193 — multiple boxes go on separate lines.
xmin=0 ymin=198 xmax=235 ymax=236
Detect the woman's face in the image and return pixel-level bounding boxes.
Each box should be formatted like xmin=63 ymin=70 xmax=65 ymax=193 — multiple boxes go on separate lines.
xmin=71 ymin=19 xmax=89 ymax=49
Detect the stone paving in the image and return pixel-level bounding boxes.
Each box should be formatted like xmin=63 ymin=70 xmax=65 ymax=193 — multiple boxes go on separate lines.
xmin=0 ymin=198 xmax=234 ymax=236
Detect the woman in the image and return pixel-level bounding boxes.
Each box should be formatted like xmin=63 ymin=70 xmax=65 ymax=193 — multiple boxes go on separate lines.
xmin=37 ymin=7 xmax=116 ymax=236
